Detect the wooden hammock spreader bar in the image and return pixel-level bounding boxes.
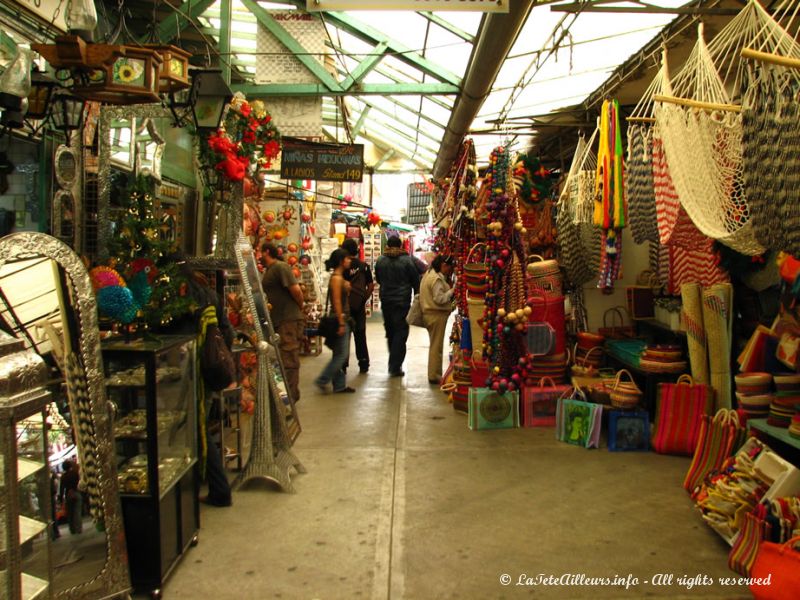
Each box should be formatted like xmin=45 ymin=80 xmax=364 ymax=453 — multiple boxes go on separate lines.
xmin=653 ymin=94 xmax=742 ymax=113
xmin=626 ymin=116 xmax=656 ymax=123
xmin=741 ymin=47 xmax=800 ymax=70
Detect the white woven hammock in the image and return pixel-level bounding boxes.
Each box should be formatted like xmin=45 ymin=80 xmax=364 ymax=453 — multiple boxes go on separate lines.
xmin=654 ymin=0 xmax=800 ymax=256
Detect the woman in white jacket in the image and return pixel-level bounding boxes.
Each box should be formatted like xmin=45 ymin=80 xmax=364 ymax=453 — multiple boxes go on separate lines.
xmin=419 ymin=255 xmax=455 ymax=384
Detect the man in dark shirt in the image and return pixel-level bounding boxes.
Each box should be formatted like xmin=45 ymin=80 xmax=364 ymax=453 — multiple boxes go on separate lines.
xmin=59 ymin=460 xmax=82 ymax=534
xmin=261 ymin=243 xmax=305 ymax=402
xmin=374 ymin=236 xmax=420 ymax=377
xmin=342 ymin=238 xmax=374 ymax=373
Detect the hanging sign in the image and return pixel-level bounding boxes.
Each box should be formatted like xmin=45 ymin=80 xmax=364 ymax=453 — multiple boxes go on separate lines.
xmin=307 ymin=0 xmax=508 ymax=12
xmin=281 ymin=138 xmax=365 ymax=182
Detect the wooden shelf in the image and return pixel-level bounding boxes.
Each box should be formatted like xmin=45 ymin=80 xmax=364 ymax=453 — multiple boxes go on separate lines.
xmin=637 ymin=319 xmax=686 ymax=337
xmin=749 ymin=419 xmax=800 ymax=451
xmin=0 ymin=516 xmax=48 ymax=555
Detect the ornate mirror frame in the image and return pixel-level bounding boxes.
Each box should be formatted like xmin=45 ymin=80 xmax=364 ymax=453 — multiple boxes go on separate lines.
xmin=135 ymin=118 xmax=165 ymax=183
xmin=0 ymin=233 xmax=131 ymax=599
xmin=97 ymin=105 xmax=171 ymax=258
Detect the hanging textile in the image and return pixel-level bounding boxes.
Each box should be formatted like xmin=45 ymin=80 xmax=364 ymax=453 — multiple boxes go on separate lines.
xmin=626 ymin=126 xmax=659 ymax=244
xmin=557 ymin=131 xmax=600 ymax=287
xmin=655 ymin=1 xmax=800 ymax=255
xmin=626 ymin=57 xmax=670 ymax=244
xmin=594 ymin=99 xmax=626 ymax=229
xmin=742 ymin=67 xmax=800 ymax=255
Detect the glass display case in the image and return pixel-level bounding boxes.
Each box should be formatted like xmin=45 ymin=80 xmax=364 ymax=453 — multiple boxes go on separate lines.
xmin=101 ymin=334 xmax=198 ymax=597
xmin=0 ymin=337 xmax=53 ymax=600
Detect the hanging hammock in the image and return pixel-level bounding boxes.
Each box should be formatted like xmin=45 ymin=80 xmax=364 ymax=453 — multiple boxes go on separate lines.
xmin=626 ymin=53 xmax=668 ymax=245
xmin=557 ymin=132 xmax=600 ymax=286
xmin=740 ymin=1 xmax=800 ymax=255
xmin=654 ymin=0 xmax=798 ymax=256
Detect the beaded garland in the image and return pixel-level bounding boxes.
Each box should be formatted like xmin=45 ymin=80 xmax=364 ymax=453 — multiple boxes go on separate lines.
xmin=480 ymin=146 xmax=542 ymax=394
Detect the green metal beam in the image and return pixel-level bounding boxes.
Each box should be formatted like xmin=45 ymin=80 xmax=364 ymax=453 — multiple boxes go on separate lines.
xmin=348 ymin=98 xmax=442 ymax=146
xmin=344 ymin=93 xmax=446 ymax=136
xmin=240 ymin=0 xmax=342 ymax=93
xmin=328 ymin=44 xmax=456 ymax=111
xmin=373 ymin=149 xmax=396 ymax=170
xmin=151 ymin=0 xmax=216 ymax=43
xmin=340 ymin=41 xmax=389 ymax=89
xmin=352 ymin=106 xmax=371 ymax=138
xmin=320 ymin=11 xmax=461 ymax=87
xmin=417 ymin=11 xmax=475 ymax=43
xmin=219 ymin=0 xmax=233 ymax=84
xmin=233 ymin=82 xmax=459 ymax=96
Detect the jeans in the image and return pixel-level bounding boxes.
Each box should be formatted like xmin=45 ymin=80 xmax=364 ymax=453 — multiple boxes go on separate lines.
xmin=315 ymin=323 xmax=351 ymax=391
xmin=350 ymin=306 xmax=369 ymax=370
xmin=382 ymin=302 xmax=410 ymax=374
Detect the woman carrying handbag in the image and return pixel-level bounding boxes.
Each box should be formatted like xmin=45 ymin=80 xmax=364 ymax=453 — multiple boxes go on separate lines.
xmin=314 ymin=249 xmax=357 ymax=393
xmin=420 ymin=255 xmax=455 ymax=384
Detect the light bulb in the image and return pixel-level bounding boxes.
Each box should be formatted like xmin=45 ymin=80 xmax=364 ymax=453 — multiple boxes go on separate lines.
xmin=66 ymin=0 xmax=98 ymax=42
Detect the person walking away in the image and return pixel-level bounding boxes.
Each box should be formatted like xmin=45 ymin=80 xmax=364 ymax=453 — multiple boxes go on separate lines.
xmin=341 ymin=238 xmax=374 ymax=374
xmin=420 ymin=255 xmax=455 ymax=384
xmin=374 ymin=236 xmax=420 ymax=377
xmin=314 ymin=249 xmax=356 ymax=393
xmin=261 ymin=243 xmax=305 ymax=403
xmin=59 ymin=460 xmax=82 ymax=534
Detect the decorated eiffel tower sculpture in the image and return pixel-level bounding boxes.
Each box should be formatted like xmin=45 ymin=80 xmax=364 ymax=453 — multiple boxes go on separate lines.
xmin=233 ymin=232 xmax=305 ymax=492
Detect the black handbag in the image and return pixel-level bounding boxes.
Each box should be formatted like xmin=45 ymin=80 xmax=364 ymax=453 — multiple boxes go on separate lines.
xmin=199 ymin=305 xmax=236 ymax=391
xmin=318 ymin=286 xmax=342 ymax=349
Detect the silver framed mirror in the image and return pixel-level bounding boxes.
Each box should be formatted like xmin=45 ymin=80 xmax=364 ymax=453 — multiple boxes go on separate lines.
xmin=98 ymin=105 xmax=172 ymax=259
xmin=52 ymin=190 xmax=75 ymax=244
xmin=135 ymin=118 xmax=165 ymax=183
xmin=0 ymin=233 xmax=131 ymax=599
xmin=54 ymin=146 xmax=79 ymax=190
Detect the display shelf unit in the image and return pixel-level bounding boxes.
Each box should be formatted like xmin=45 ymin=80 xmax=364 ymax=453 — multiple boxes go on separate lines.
xmin=0 ymin=384 xmax=53 ymax=600
xmin=749 ymin=418 xmax=800 ymax=466
xmin=102 ymin=334 xmax=198 ymax=598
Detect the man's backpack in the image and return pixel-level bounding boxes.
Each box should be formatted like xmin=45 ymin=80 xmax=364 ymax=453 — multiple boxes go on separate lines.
xmin=199 ymin=305 xmax=236 ymax=391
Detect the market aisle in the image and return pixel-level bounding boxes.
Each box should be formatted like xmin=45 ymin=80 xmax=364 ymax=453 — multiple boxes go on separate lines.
xmin=163 ymin=318 xmax=748 ymax=600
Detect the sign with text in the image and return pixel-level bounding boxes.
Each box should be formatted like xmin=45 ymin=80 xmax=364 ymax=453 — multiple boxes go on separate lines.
xmin=307 ymin=0 xmax=508 ymax=12
xmin=280 ymin=139 xmax=365 ymax=182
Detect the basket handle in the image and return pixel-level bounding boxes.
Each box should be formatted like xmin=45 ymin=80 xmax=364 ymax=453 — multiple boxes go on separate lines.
xmin=676 ymin=373 xmax=694 ymax=385
xmin=578 ymin=345 xmax=604 ymax=366
xmin=466 ymin=242 xmax=487 ymax=264
xmin=539 ymin=376 xmax=556 ymax=389
xmin=603 ymin=306 xmax=625 ymax=329
xmin=613 ymin=369 xmax=639 ymax=391
xmin=527 ymin=254 xmax=544 ymax=264
xmin=440 ymin=382 xmax=457 ymax=393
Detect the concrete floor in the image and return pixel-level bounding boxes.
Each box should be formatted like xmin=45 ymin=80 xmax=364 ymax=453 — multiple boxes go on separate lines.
xmin=163 ymin=319 xmax=749 ymax=600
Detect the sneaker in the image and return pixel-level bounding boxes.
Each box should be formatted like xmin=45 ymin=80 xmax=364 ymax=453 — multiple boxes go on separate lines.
xmin=389 ymin=370 xmax=405 ymax=377
xmin=359 ymin=366 xmax=369 ymax=374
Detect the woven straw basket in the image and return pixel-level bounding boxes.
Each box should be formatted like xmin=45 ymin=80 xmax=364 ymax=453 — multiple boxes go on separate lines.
xmin=609 ymin=369 xmax=642 ymax=409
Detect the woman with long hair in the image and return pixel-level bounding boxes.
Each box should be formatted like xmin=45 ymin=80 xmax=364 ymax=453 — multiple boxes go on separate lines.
xmin=419 ymin=254 xmax=455 ymax=384
xmin=314 ymin=248 xmax=356 ymax=393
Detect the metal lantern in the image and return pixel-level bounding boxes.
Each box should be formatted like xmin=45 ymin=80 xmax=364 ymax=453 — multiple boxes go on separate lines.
xmin=26 ymin=69 xmax=58 ymax=120
xmin=50 ymin=90 xmax=85 ymax=134
xmin=190 ymin=69 xmax=233 ymax=133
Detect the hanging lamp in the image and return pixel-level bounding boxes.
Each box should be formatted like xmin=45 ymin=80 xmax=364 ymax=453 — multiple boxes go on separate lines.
xmin=0 ymin=45 xmax=33 ymax=129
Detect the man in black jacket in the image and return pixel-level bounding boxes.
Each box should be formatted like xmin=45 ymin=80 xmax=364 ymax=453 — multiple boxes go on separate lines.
xmin=374 ymin=236 xmax=420 ymax=377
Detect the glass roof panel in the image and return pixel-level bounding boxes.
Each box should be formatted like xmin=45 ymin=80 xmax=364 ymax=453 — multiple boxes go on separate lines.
xmin=208 ymin=0 xmax=700 ymax=173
